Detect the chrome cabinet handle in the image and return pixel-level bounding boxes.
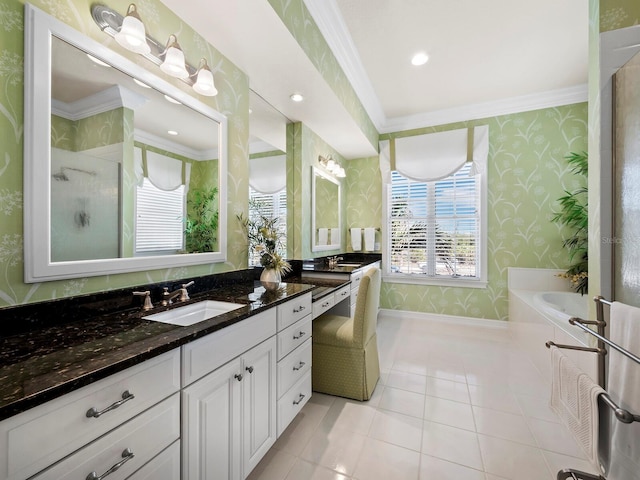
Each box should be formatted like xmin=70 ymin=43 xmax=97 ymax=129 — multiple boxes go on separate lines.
xmin=234 ymin=373 xmax=243 ymax=381
xmin=340 ymin=291 xmax=348 ymax=297
xmin=293 ymin=393 xmax=305 ymax=405
xmin=293 ymin=361 xmax=306 ymax=371
xmin=245 ymin=366 xmax=254 ymax=374
xmin=293 ymin=305 xmax=306 ymax=313
xmin=321 ymin=301 xmax=331 ymax=308
xmin=86 ymin=448 xmax=134 ymax=480
xmin=86 ymin=391 xmax=134 ymax=418
xmin=293 ymin=331 xmax=306 ymax=340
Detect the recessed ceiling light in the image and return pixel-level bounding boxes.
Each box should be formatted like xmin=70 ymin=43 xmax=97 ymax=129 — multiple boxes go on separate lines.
xmin=167 ymin=130 xmax=178 ymax=136
xmin=86 ymin=54 xmax=111 ymax=67
xmin=411 ymin=52 xmax=429 ymax=66
xmin=164 ymin=94 xmax=181 ymax=105
xmin=290 ymin=93 xmax=304 ymax=102
xmin=133 ymin=78 xmax=151 ymax=88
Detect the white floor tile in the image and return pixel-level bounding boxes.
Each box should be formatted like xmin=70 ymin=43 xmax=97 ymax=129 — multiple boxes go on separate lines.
xmin=478 ymin=434 xmax=553 ymax=480
xmin=472 ymin=406 xmax=537 ymax=446
xmin=285 ymin=459 xmax=350 ymax=480
xmin=419 ymin=454 xmax=485 ymax=480
xmin=369 ymin=410 xmax=423 ymax=451
xmin=542 ymin=450 xmax=601 ymax=478
xmin=378 ymin=386 xmax=425 ymax=419
xmin=386 ymin=370 xmax=427 ymax=394
xmin=515 ymin=392 xmax=560 ymax=423
xmin=247 ymin=447 xmax=297 ymax=480
xmin=300 ymin=424 xmax=367 ymax=476
xmin=321 ymin=397 xmax=377 ymax=436
xmin=468 ymin=384 xmax=522 ymax=415
xmin=527 ymin=417 xmax=588 ymax=459
xmin=352 ymin=437 xmax=421 ymax=480
xmin=421 ymin=421 xmax=484 ymax=470
xmin=424 ymin=395 xmax=476 ymax=431
xmin=426 ymin=376 xmax=470 ymax=403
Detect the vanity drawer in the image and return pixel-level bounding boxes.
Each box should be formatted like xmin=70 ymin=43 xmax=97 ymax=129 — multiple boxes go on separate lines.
xmin=277 ymin=372 xmax=312 ymax=437
xmin=0 ymin=350 xmax=180 ymax=480
xmin=182 ymin=309 xmax=276 ymax=386
xmin=277 ymin=293 xmax=312 ymax=331
xmin=350 ymin=271 xmax=363 ymax=294
xmin=31 ymin=394 xmax=180 ymax=480
xmin=277 ymin=339 xmax=312 ymax=398
xmin=277 ymin=316 xmax=312 ymax=361
xmin=334 ymin=285 xmax=351 ymax=304
xmin=312 ymin=294 xmax=335 ymax=319
xmin=128 ymin=440 xmax=180 ymax=480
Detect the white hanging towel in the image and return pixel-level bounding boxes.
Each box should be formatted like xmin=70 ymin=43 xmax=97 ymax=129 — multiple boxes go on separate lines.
xmin=606 ymin=302 xmax=640 ymax=480
xmin=549 ymin=346 xmax=604 ymax=469
xmin=318 ymin=228 xmax=328 ymax=246
xmin=330 ymin=228 xmax=339 ymax=245
xmin=351 ymin=228 xmax=362 ymax=251
xmin=364 ymin=228 xmax=375 ymax=251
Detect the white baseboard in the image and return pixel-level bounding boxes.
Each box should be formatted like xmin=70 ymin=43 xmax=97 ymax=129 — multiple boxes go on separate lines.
xmin=378 ymin=308 xmax=507 ymax=330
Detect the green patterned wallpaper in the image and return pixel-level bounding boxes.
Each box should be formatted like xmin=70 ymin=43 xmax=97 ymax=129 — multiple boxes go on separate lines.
xmin=600 ymin=0 xmax=640 ymax=31
xmin=267 ymin=0 xmax=378 ymax=152
xmin=0 ymin=0 xmax=249 ymax=307
xmin=374 ymin=104 xmax=588 ymax=321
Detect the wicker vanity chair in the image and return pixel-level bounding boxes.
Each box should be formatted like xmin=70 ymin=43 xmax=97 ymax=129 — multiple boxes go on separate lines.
xmin=312 ymin=267 xmax=381 ymax=401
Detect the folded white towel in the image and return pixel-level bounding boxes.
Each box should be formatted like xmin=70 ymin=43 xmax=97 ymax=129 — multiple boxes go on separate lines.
xmin=330 ymin=228 xmax=339 ymax=245
xmin=364 ymin=227 xmax=375 ymax=251
xmin=351 ymin=228 xmax=361 ymax=251
xmin=606 ymin=302 xmax=640 ymax=480
xmin=550 ymin=346 xmax=604 ymax=469
xmin=318 ymin=228 xmax=328 ymax=246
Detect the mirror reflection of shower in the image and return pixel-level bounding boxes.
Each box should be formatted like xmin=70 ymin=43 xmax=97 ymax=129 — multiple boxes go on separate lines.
xmin=52 ymin=166 xmax=97 ymax=181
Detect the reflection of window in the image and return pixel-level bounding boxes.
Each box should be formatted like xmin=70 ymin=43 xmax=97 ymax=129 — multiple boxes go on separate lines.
xmin=135 ymin=178 xmax=185 ymax=254
xmin=248 ymin=187 xmax=287 ymax=266
xmin=386 ymin=162 xmax=484 ymax=283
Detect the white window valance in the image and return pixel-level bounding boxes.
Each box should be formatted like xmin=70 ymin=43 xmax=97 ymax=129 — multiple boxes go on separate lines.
xmin=380 ymin=125 xmax=489 ymax=183
xmin=249 ymin=154 xmax=286 ymax=194
xmin=134 ymin=147 xmax=190 ymax=191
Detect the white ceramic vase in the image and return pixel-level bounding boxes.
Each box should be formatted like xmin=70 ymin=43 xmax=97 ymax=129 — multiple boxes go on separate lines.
xmin=260 ymin=268 xmax=281 ymax=290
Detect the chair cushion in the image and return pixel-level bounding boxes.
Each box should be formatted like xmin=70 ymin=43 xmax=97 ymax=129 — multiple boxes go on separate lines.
xmin=312 ymin=314 xmax=355 ymax=348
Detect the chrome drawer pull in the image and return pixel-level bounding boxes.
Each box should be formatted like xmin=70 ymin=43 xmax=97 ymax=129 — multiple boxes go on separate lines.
xmin=86 ymin=391 xmax=135 ymax=418
xmin=340 ymin=291 xmax=348 ymax=297
xmin=293 ymin=331 xmax=306 ymax=340
xmin=293 ymin=305 xmax=306 ymax=313
xmin=321 ymin=301 xmax=331 ymax=308
xmin=293 ymin=361 xmax=306 ymax=371
xmin=234 ymin=373 xmax=243 ymax=381
xmin=86 ymin=448 xmax=135 ymax=480
xmin=293 ymin=393 xmax=306 ymax=405
xmin=246 ymin=366 xmax=254 ymax=374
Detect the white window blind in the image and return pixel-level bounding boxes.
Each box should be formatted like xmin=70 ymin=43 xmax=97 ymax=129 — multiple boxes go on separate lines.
xmin=136 ymin=178 xmax=185 ymax=254
xmin=388 ymin=162 xmax=480 ymax=279
xmin=249 ymin=187 xmax=287 ymax=266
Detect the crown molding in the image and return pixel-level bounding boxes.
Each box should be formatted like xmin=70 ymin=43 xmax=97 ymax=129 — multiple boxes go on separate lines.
xmin=303 ymin=0 xmax=386 ymax=130
xmin=134 ymin=129 xmax=218 ymax=161
xmin=51 ymin=85 xmax=148 ymax=121
xmin=379 ymin=84 xmax=589 ymax=133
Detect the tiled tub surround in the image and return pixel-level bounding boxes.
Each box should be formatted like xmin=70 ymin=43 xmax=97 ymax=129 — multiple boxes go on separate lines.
xmin=508 ymin=267 xmax=598 ymax=382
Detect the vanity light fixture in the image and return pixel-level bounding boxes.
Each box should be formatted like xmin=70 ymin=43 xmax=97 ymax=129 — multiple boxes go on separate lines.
xmin=192 ymin=58 xmax=218 ymax=97
xmin=114 ymin=4 xmax=150 ymax=55
xmin=160 ymin=34 xmax=189 ymax=79
xmin=92 ymin=4 xmax=218 ymax=97
xmin=318 ymin=154 xmax=346 ymax=178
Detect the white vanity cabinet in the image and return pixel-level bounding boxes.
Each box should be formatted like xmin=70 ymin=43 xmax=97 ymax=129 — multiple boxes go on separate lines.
xmin=181 ymin=309 xmax=278 ymax=480
xmin=0 ymin=349 xmax=181 ymax=480
xmin=275 ymin=293 xmax=313 ymax=436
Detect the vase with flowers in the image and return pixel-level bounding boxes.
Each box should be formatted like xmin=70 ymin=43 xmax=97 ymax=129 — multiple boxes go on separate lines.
xmin=238 ymin=208 xmax=291 ymax=289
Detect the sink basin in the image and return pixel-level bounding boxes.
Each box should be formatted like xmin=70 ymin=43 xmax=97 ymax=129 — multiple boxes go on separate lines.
xmin=336 ymin=263 xmax=362 ymax=268
xmin=143 ymin=300 xmax=245 ymax=326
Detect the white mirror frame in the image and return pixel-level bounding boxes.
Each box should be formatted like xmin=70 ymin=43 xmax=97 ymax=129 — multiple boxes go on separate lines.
xmin=310 ymin=166 xmax=341 ymax=252
xmin=23 ymin=4 xmax=228 ymax=282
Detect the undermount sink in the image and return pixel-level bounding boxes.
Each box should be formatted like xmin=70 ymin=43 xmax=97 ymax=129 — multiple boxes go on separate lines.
xmin=143 ymin=300 xmax=245 ymax=326
xmin=336 ymin=263 xmax=362 ymax=268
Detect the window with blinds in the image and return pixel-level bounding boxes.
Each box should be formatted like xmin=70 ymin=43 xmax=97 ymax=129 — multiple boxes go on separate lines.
xmin=135 ymin=178 xmax=185 ymax=254
xmin=387 ymin=162 xmax=480 ymax=279
xmin=248 ymin=187 xmax=287 ymax=266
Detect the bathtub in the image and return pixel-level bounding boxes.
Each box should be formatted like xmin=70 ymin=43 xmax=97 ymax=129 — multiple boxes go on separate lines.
xmin=533 ymin=291 xmax=589 ymax=328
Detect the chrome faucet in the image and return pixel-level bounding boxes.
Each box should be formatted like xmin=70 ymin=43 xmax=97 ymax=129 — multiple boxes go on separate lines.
xmin=133 ymin=290 xmax=153 ymax=311
xmin=327 ymin=256 xmax=343 ymax=269
xmin=161 ymin=281 xmax=195 ymax=306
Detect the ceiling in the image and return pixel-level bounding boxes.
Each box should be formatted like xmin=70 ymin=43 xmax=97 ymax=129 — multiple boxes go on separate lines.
xmin=161 ymin=0 xmax=589 ymax=159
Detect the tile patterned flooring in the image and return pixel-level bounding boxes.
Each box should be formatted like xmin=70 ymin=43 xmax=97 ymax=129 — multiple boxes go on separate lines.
xmin=248 ymin=314 xmax=601 ymax=480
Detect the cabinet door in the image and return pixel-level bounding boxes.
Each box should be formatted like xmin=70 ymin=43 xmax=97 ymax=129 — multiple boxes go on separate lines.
xmin=182 ymin=359 xmax=243 ymax=480
xmin=242 ymin=337 xmax=277 ymax=478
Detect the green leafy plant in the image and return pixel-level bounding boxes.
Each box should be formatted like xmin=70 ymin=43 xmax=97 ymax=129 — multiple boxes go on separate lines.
xmin=552 ymin=151 xmax=588 ymax=294
xmin=185 ymin=187 xmax=219 ymax=253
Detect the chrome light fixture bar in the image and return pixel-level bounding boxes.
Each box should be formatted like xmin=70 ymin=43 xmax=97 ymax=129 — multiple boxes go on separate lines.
xmin=92 ymin=4 xmax=217 ymax=96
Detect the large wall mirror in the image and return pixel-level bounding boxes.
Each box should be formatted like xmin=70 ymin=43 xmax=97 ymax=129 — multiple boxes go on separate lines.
xmin=311 ymin=167 xmax=341 ymax=252
xmin=24 ymin=4 xmax=228 ymax=282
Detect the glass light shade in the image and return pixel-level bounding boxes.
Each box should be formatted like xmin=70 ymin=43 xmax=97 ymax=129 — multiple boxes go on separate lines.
xmin=326 ymin=159 xmax=336 ymax=171
xmin=192 ymin=61 xmax=218 ymax=96
xmin=114 ymin=4 xmax=150 ymax=55
xmin=337 ymin=167 xmax=346 ymax=178
xmin=160 ymin=36 xmax=189 ymax=79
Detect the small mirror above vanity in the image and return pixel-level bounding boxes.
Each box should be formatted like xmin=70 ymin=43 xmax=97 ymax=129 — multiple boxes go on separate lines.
xmin=311 ymin=167 xmax=341 ymax=252
xmin=23 ymin=4 xmax=228 ymax=282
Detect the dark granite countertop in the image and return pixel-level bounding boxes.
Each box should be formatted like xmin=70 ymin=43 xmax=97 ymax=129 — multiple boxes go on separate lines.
xmin=0 ymin=280 xmax=314 ymax=421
